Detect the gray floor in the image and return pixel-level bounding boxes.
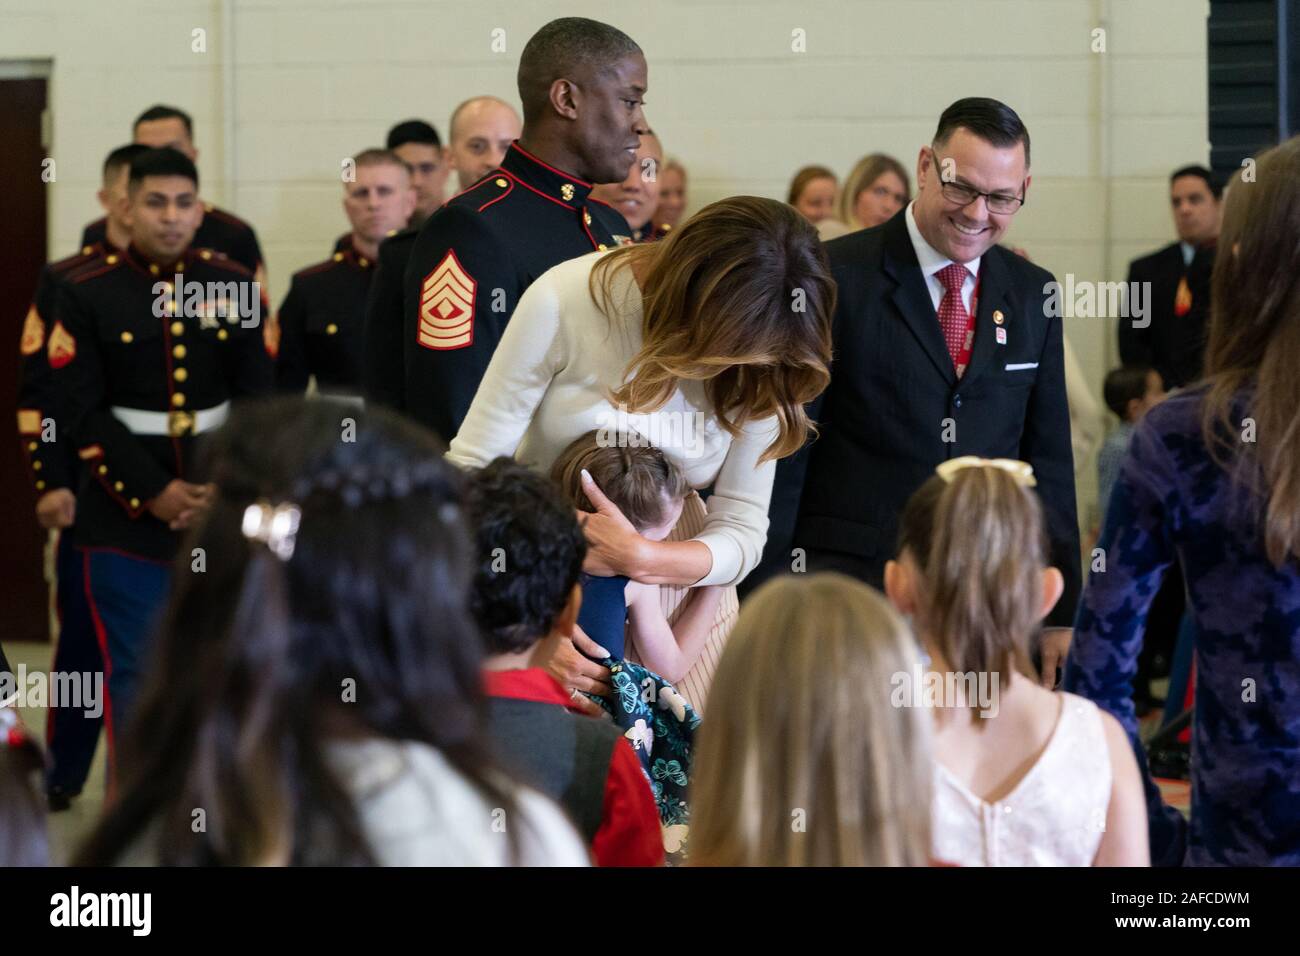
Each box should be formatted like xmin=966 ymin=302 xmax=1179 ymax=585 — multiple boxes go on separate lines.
xmin=8 ymin=639 xmax=106 ymax=865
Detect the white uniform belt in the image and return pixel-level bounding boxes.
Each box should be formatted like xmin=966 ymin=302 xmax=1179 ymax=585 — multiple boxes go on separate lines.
xmin=111 ymin=402 xmax=230 ymax=436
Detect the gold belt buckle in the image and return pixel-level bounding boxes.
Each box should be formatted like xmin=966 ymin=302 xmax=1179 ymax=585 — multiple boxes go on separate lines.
xmin=168 ymin=410 xmax=196 ymax=438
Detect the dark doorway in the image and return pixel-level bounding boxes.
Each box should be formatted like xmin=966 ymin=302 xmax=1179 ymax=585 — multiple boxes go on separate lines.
xmin=1 ymin=74 xmax=52 ymax=644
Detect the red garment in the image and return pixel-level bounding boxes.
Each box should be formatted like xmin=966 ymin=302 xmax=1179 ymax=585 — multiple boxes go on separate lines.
xmin=483 ymin=668 xmax=664 ymax=867
xmin=935 ymin=263 xmax=982 ymax=377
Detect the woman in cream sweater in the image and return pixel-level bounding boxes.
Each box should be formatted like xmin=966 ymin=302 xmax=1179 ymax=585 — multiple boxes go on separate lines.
xmin=448 ymin=196 xmax=835 ymax=710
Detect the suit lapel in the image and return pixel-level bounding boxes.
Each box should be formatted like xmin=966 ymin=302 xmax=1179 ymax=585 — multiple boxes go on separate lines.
xmin=882 ymin=213 xmax=955 ymax=385
xmin=959 ymin=246 xmax=1017 ymax=392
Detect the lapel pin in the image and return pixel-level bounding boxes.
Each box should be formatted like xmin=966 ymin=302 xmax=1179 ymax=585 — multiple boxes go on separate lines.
xmin=993 ymin=310 xmax=1005 ymax=325
xmin=996 ymin=327 xmax=1007 ymax=345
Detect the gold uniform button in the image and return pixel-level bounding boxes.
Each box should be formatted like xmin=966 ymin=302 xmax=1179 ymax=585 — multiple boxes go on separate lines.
xmin=174 ymin=368 xmax=188 ymax=382
xmin=35 ymin=480 xmax=46 ymax=491
xmin=106 ymin=254 xmax=119 ymax=265
xmin=171 ymin=321 xmax=185 ymax=335
xmin=200 ymin=250 xmax=212 ymax=260
xmin=27 ymin=441 xmax=37 ymax=452
xmin=149 ymin=263 xmax=160 ymax=276
xmin=172 ymin=393 xmax=186 ymax=407
xmin=82 ymin=245 xmax=93 ymax=256
xmin=32 ymin=460 xmax=41 ymax=471
xmin=584 ymin=211 xmax=592 ymax=225
xmin=326 ymin=323 xmax=338 ymax=335
xmin=217 ymin=329 xmax=229 ymax=341
xmin=333 ymin=252 xmax=344 ymax=262
xmin=120 ymin=331 xmax=134 ymax=343
xmin=98 ymin=465 xmax=108 ymax=476
xmin=114 ymin=481 xmax=124 ymax=492
xmin=173 ymin=344 xmax=186 ymax=359
xmin=130 ymin=497 xmax=140 ymax=509
xmin=495 ymin=178 xmax=507 ymax=187
xmin=597 ymin=244 xmax=607 ymax=251
xmin=358 ymin=257 xmax=369 ymax=268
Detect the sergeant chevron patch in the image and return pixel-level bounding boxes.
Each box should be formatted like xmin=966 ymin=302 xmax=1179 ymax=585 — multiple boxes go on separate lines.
xmin=417 ymin=250 xmax=475 ymax=351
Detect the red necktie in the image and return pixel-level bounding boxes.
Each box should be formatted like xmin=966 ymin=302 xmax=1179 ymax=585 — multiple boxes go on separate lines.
xmin=935 ymin=262 xmax=971 ymax=371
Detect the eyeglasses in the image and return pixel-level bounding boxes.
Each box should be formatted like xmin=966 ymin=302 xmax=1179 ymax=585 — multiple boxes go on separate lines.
xmin=931 ymin=151 xmax=1025 ymax=214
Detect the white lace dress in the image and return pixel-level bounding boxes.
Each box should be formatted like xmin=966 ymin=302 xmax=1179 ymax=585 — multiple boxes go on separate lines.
xmin=931 ymin=692 xmax=1112 ymax=866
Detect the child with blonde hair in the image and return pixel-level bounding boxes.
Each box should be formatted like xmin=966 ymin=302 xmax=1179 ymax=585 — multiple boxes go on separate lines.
xmin=690 ymin=573 xmax=934 ymax=866
xmin=884 ymin=458 xmax=1148 ymax=866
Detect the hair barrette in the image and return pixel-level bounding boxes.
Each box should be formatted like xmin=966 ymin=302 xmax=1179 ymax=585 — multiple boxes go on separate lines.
xmin=935 ymin=456 xmax=1037 ymax=488
xmin=241 ymin=500 xmax=302 ymax=561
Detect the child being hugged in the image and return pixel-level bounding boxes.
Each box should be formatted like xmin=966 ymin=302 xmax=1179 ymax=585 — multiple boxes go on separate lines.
xmin=551 ymin=430 xmax=723 ymax=684
xmin=884 ymin=458 xmax=1148 ymax=867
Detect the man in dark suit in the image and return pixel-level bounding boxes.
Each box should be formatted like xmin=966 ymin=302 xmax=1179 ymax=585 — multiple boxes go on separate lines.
xmin=753 ymin=97 xmax=1080 ymax=682
xmin=1119 ymin=165 xmax=1221 ymax=390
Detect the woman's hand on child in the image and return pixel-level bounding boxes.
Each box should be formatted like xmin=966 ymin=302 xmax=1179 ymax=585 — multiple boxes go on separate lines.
xmin=577 ymin=469 xmax=646 ymax=577
xmin=529 ymin=624 xmax=613 ymax=717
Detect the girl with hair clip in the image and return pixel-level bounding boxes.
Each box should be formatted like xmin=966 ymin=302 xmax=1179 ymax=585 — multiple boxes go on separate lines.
xmin=690 ymin=573 xmax=935 ymax=866
xmin=885 ymin=459 xmax=1148 ymax=866
xmin=76 ymin=396 xmax=587 ymax=866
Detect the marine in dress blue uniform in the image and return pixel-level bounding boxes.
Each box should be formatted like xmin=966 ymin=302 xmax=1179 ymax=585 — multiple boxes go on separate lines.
xmin=17 ymin=242 xmax=110 ymax=805
xmin=394 ymin=17 xmax=649 ymax=443
xmin=52 ymin=149 xmax=274 ymax=772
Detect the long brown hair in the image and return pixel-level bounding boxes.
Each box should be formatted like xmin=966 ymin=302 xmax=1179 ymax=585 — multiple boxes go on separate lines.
xmin=896 ymin=468 xmax=1046 ymax=700
xmin=837 ymin=153 xmax=911 ymax=227
xmin=691 ymin=573 xmax=933 ymax=866
xmin=588 ymin=196 xmax=835 ymax=463
xmin=1201 ymin=136 xmax=1300 ymax=566
xmin=76 ymin=398 xmax=520 ymax=865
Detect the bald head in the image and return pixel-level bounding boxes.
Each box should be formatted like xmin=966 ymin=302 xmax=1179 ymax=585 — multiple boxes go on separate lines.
xmin=448 ymin=96 xmax=523 ymax=190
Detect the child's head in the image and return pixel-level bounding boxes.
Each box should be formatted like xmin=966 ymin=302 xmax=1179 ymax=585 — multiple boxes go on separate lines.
xmin=0 ymin=704 xmax=48 ymax=866
xmin=691 ymin=573 xmax=933 ymax=866
xmin=1104 ymin=365 xmax=1165 ymax=423
xmin=464 ymin=457 xmax=586 ymax=656
xmin=886 ymin=461 xmax=1063 ymax=688
xmin=551 ymin=429 xmax=689 ymax=541
xmin=78 ymin=396 xmax=512 ymax=865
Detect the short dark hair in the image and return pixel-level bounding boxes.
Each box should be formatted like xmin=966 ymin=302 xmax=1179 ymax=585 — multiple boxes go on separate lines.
xmin=1170 ymin=164 xmax=1223 ymax=200
xmin=128 ymin=147 xmax=199 ymax=191
xmin=103 ymin=143 xmax=150 ymax=184
xmin=517 ymin=18 xmax=642 ymax=125
xmin=933 ymin=97 xmax=1031 ymax=168
xmin=386 ymin=120 xmax=441 ymax=150
xmin=464 ymin=458 xmax=587 ymax=655
xmin=1104 ymin=365 xmax=1153 ymax=420
xmin=133 ymin=104 xmax=194 ymax=140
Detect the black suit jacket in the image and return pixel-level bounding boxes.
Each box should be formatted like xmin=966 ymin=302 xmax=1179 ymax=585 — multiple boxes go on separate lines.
xmin=753 ymin=209 xmax=1081 ymax=627
xmin=1119 ymin=242 xmax=1212 ymax=390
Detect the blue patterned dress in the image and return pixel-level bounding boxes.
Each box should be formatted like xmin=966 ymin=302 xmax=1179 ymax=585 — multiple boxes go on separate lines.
xmin=1064 ymin=386 xmax=1300 ymax=866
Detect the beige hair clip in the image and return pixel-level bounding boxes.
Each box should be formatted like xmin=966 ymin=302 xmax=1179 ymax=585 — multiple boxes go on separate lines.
xmin=241 ymin=500 xmax=302 ymax=561
xmin=935 ymin=456 xmax=1037 ymax=488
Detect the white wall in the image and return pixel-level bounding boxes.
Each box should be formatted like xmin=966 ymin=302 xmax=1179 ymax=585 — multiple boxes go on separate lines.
xmin=2 ymin=0 xmax=1209 ymax=511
